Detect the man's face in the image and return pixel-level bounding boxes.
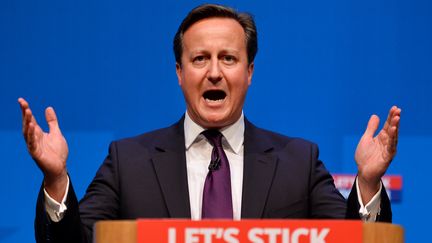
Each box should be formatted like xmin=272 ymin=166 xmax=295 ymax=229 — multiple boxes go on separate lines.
xmin=176 ymin=17 xmax=254 ymax=129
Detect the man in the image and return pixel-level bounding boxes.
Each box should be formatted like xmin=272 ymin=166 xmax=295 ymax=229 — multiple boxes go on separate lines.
xmin=18 ymin=4 xmax=401 ymax=243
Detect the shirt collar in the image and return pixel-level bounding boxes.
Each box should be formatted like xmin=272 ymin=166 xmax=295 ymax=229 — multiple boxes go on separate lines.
xmin=184 ymin=112 xmax=245 ymax=154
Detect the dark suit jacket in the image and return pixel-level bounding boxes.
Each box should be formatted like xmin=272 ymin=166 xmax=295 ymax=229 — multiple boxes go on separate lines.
xmin=35 ymin=118 xmax=391 ymax=243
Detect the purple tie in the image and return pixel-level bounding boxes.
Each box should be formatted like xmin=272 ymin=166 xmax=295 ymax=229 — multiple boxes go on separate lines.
xmin=201 ymin=130 xmax=233 ymax=219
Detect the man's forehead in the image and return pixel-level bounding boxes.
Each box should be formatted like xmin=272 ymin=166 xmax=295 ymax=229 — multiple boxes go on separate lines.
xmin=183 ymin=17 xmax=244 ymax=37
xmin=182 ymin=17 xmax=246 ymax=48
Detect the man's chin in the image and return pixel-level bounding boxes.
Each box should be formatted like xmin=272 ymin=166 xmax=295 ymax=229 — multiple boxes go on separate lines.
xmin=188 ymin=107 xmax=239 ymax=128
xmin=198 ymin=113 xmax=238 ymax=129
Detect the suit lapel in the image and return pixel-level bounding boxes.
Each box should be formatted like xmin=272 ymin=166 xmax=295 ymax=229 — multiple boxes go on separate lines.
xmin=151 ymin=118 xmax=191 ymax=218
xmin=149 ymin=117 xmax=279 ymax=219
xmin=241 ymin=119 xmax=278 ymax=218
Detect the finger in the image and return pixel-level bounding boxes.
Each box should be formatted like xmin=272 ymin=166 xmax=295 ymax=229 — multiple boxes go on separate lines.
xmin=392 ymin=107 xmax=402 ymax=121
xmin=45 ymin=107 xmax=60 ymax=133
xmin=23 ymin=107 xmax=39 ymax=138
xmin=27 ymin=122 xmax=37 ymax=151
xmin=390 ymin=112 xmax=401 ymax=128
xmin=27 ymin=120 xmax=45 ymax=151
xmin=19 ymin=98 xmax=39 ymax=129
xmin=387 ymin=109 xmax=401 ymax=152
xmin=387 ymin=108 xmax=401 ymax=138
xmin=388 ymin=115 xmax=401 ymax=145
xmin=389 ymin=106 xmax=401 ymax=124
xmin=364 ymin=115 xmax=380 ymax=138
xmin=18 ymin=97 xmax=29 ymax=118
xmin=19 ymin=98 xmax=31 ymax=133
xmin=22 ymin=109 xmax=31 ymax=137
xmin=382 ymin=106 xmax=397 ymax=131
xmin=387 ymin=129 xmax=398 ymax=154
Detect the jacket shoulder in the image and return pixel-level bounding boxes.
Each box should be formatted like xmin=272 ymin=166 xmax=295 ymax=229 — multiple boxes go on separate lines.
xmin=111 ymin=119 xmax=184 ymax=152
xmin=245 ymin=120 xmax=317 ymax=152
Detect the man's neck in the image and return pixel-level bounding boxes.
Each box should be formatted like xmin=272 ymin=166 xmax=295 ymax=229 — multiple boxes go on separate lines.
xmin=184 ymin=111 xmax=245 ymax=154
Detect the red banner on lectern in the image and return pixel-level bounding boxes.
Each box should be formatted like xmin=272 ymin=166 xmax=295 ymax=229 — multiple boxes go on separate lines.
xmin=137 ymin=219 xmax=362 ymax=243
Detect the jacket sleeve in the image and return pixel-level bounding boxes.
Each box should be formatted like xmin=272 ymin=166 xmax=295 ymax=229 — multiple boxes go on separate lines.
xmin=308 ymin=143 xmax=348 ymax=219
xmin=35 ymin=181 xmax=88 ymax=243
xmin=346 ymin=178 xmax=392 ymax=222
xmin=35 ymin=142 xmax=121 ymax=243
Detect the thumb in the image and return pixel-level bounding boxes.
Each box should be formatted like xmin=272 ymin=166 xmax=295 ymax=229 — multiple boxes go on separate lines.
xmin=363 ymin=115 xmax=380 ymax=138
xmin=45 ymin=107 xmax=60 ymax=133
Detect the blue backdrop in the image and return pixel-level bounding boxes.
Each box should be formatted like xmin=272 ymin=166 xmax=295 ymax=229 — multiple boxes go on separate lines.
xmin=1 ymin=0 xmax=431 ymax=242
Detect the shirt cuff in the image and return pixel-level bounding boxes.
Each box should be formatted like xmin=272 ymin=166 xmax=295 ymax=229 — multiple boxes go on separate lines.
xmin=356 ymin=178 xmax=382 ymax=222
xmin=44 ymin=176 xmax=70 ymax=222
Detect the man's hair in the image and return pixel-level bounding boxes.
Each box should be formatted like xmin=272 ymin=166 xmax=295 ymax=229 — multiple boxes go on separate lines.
xmin=173 ymin=4 xmax=258 ymax=65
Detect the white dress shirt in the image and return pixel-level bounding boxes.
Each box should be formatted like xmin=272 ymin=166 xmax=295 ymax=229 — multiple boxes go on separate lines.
xmin=45 ymin=112 xmax=381 ymax=222
xmin=184 ymin=112 xmax=245 ymax=220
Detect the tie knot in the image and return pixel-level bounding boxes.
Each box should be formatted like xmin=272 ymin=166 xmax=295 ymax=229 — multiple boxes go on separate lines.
xmin=202 ymin=130 xmax=223 ymax=148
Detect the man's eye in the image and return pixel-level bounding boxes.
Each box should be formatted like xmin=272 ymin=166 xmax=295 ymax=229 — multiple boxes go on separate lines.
xmin=223 ymin=55 xmax=236 ymax=64
xmin=193 ymin=56 xmax=206 ymax=63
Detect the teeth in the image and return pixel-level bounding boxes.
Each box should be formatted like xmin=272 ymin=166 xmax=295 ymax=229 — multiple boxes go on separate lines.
xmin=205 ymin=98 xmax=225 ymax=103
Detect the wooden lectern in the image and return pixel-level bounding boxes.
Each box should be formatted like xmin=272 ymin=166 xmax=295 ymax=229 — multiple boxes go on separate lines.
xmin=94 ymin=220 xmax=404 ymax=243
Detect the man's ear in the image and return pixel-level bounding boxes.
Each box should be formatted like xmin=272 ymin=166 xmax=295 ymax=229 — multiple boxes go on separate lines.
xmin=176 ymin=62 xmax=182 ymax=86
xmin=247 ymin=62 xmax=254 ymax=86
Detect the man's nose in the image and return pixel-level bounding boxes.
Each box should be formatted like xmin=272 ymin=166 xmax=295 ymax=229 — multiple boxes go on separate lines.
xmin=207 ymin=59 xmax=222 ymax=83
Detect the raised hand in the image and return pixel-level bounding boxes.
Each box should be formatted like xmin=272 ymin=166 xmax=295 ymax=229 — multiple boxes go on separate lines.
xmin=18 ymin=98 xmax=69 ymax=202
xmin=355 ymin=106 xmax=401 ymax=204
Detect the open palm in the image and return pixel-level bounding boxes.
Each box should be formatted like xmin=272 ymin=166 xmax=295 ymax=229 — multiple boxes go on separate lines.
xmin=355 ymin=106 xmax=401 ymax=185
xmin=19 ymin=98 xmax=68 ymax=181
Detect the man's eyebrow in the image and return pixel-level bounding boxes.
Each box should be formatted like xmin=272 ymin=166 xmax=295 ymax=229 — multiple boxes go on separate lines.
xmin=219 ymin=49 xmax=240 ymax=54
xmin=188 ymin=49 xmax=209 ymax=55
xmin=187 ymin=49 xmax=241 ymax=57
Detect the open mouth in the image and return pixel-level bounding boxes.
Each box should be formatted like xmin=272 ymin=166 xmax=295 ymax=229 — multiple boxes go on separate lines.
xmin=203 ymin=90 xmax=227 ymax=102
